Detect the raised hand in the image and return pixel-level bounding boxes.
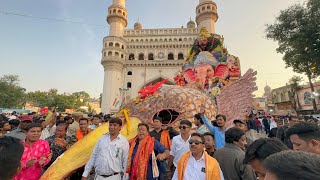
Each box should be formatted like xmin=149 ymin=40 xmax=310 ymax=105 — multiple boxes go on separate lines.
xmin=39 ymin=156 xmax=46 ymax=166
xmin=26 ymin=158 xmax=37 ymax=168
xmin=156 ymin=153 xmax=166 ymax=161
xmin=54 ymin=138 xmax=67 ymax=148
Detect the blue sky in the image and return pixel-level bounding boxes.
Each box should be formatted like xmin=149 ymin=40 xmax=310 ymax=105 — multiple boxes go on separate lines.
xmin=0 ymin=0 xmax=306 ymax=98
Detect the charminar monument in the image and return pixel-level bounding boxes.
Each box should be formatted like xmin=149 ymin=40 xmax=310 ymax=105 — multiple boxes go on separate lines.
xmin=101 ymin=0 xmax=218 ymax=113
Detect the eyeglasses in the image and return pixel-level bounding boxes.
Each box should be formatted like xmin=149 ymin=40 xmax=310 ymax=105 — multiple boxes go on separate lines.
xmin=188 ymin=140 xmax=203 ymax=145
xmin=179 ymin=126 xmax=190 ymax=130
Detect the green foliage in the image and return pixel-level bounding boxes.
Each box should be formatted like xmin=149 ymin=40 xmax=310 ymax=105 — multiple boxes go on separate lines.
xmin=265 ymin=0 xmax=320 ymax=77
xmin=0 ymin=75 xmax=26 ymax=108
xmin=27 ymin=90 xmax=91 ymax=112
xmin=72 ymin=91 xmax=90 ymax=108
xmin=0 ymin=74 xmax=92 ymax=111
xmin=288 ymin=76 xmax=303 ymax=87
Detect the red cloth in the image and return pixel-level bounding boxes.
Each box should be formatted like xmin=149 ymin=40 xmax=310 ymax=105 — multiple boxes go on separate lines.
xmin=126 ymin=135 xmax=155 ymax=180
xmin=255 ymin=119 xmax=261 ymax=127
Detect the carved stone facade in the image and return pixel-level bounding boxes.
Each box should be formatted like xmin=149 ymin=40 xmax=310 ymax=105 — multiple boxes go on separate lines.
xmin=101 ymin=0 xmax=218 ymax=113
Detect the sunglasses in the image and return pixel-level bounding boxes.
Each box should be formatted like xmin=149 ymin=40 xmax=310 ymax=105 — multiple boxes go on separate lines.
xmin=189 ymin=140 xmax=203 ymax=145
xmin=179 ymin=126 xmax=190 ymax=130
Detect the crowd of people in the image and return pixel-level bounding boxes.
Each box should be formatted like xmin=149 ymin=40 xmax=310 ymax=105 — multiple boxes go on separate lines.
xmin=0 ymin=110 xmax=320 ymax=180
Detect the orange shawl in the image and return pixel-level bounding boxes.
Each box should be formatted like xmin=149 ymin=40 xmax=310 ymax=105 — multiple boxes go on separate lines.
xmin=126 ymin=135 xmax=155 ymax=180
xmin=76 ymin=129 xmax=90 ymax=140
xmin=178 ymin=151 xmax=221 ymax=180
xmin=160 ymin=130 xmax=171 ymax=150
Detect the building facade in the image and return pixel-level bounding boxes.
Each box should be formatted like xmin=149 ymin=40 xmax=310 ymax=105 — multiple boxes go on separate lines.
xmin=101 ymin=0 xmax=219 ymax=113
xmin=296 ymin=81 xmax=320 ymax=114
xmin=271 ymin=85 xmax=294 ymax=115
xmin=270 ymin=81 xmax=320 ymax=115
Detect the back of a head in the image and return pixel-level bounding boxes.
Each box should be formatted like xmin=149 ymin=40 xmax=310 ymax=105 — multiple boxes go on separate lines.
xmin=244 ymin=138 xmax=289 ymax=164
xmin=0 ymin=114 xmax=8 ymax=122
xmin=263 ymin=151 xmax=320 ymax=180
xmin=286 ymin=122 xmax=320 ymax=141
xmin=225 ymin=127 xmax=245 ymax=143
xmin=0 ymin=136 xmax=24 ymax=180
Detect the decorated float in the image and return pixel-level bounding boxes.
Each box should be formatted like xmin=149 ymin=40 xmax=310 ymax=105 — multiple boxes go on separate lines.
xmin=41 ymin=28 xmax=257 ymax=179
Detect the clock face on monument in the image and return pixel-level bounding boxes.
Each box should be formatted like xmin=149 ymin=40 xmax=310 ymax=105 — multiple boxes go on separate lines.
xmin=158 ymin=52 xmax=164 ymax=59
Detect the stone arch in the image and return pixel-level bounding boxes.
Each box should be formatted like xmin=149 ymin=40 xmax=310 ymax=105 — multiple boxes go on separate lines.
xmin=121 ymin=45 xmax=124 ymax=49
xmin=138 ymin=76 xmax=175 ymax=90
xmin=118 ymin=9 xmax=121 ymax=14
xmin=115 ymin=52 xmax=119 ymax=57
xmin=127 ymin=71 xmax=132 ymax=75
xmin=109 ymin=42 xmax=113 ymax=46
xmin=108 ymin=51 xmax=112 ymax=56
xmin=115 ymin=43 xmax=120 ymax=47
xmin=127 ymin=82 xmax=132 ymax=88
xmin=178 ymin=53 xmax=184 ymax=60
xmin=113 ymin=9 xmax=116 ymax=13
xmin=103 ymin=51 xmax=106 ymax=57
xmin=138 ymin=53 xmax=144 ymax=60
xmin=207 ymin=5 xmax=211 ymax=10
xmin=148 ymin=53 xmax=154 ymax=60
xmin=168 ymin=53 xmax=174 ymax=60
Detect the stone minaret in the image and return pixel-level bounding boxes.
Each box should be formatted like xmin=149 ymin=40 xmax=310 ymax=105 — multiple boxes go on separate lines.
xmin=196 ymin=0 xmax=218 ymax=33
xmin=101 ymin=0 xmax=128 ymax=113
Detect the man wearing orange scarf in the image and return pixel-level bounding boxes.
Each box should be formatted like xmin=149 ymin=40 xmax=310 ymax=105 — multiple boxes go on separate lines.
xmin=76 ymin=118 xmax=91 ymax=141
xmin=172 ymin=133 xmax=225 ymax=180
xmin=150 ymin=117 xmax=179 ymax=150
xmin=126 ymin=123 xmax=170 ymax=180
xmin=150 ymin=117 xmax=179 ymax=180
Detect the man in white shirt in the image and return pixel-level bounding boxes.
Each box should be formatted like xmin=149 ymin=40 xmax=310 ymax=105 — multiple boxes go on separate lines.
xmin=82 ymin=117 xmax=129 ymax=180
xmin=168 ymin=120 xmax=192 ymax=178
xmin=172 ymin=133 xmax=225 ymax=180
xmin=8 ymin=111 xmax=18 ymax=120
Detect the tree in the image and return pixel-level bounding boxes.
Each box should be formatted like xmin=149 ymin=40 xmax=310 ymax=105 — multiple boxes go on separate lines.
xmin=27 ymin=90 xmax=77 ymax=111
xmin=0 ymin=75 xmax=26 ymax=108
xmin=72 ymin=91 xmax=90 ymax=108
xmin=27 ymin=91 xmax=49 ymax=107
xmin=288 ymin=76 xmax=303 ymax=112
xmin=266 ymin=0 xmax=320 ymax=112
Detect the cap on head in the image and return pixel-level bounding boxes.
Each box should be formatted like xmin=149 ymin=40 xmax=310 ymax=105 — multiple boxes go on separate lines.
xmin=20 ymin=115 xmax=33 ymax=122
xmin=233 ymin=119 xmax=245 ymax=124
